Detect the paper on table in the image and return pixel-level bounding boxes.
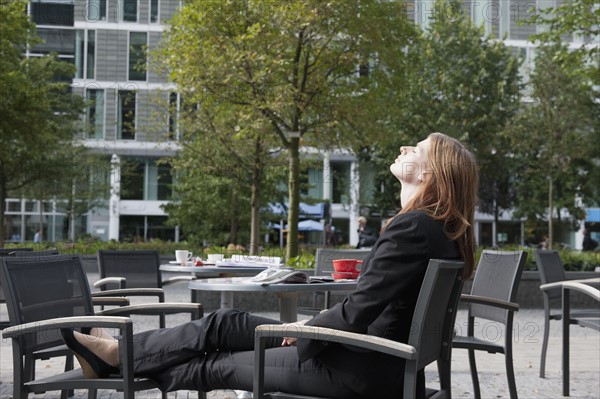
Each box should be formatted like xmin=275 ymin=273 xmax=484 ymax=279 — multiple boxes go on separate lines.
xmin=216 ymin=255 xmax=282 ymax=268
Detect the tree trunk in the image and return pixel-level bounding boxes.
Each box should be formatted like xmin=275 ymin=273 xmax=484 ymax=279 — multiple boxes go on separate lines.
xmin=286 ymin=137 xmax=300 ymax=260
xmin=548 ymin=178 xmax=553 ymax=250
xmin=249 ymin=139 xmax=263 ymax=256
xmin=0 ymin=178 xmax=6 ymax=246
xmin=229 ymin=189 xmax=239 ymax=245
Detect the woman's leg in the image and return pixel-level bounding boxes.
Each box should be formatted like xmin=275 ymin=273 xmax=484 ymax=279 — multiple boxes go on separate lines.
xmin=132 ymin=308 xmax=282 ymax=375
xmin=149 ymin=345 xmax=361 ymax=398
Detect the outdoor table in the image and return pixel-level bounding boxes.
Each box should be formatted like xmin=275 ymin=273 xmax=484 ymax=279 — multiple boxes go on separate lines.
xmin=188 ymin=277 xmax=357 ymax=322
xmin=160 ymin=264 xmax=268 ymax=304
xmin=539 ymin=277 xmax=600 ymax=396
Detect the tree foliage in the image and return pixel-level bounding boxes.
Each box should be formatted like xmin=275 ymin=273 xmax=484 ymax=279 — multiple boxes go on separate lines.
xmin=0 ymin=1 xmax=85 ymax=245
xmin=504 ymin=43 xmax=599 ymax=247
xmin=371 ymin=0 xmax=522 ymax=219
xmin=158 ymin=0 xmax=415 ymax=258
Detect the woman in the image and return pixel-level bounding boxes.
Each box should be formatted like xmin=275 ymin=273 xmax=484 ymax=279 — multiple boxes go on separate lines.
xmin=62 ymin=132 xmax=478 ymax=398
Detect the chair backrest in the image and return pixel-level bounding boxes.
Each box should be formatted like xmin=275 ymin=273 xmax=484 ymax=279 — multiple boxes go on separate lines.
xmin=314 ymin=248 xmax=372 ymax=275
xmin=469 ymin=250 xmax=528 ymax=324
xmin=409 ymin=259 xmax=465 ymax=371
xmin=0 ymin=248 xmax=35 ymax=303
xmin=12 ymin=249 xmax=60 ymax=260
xmin=0 ymin=255 xmax=94 ymax=353
xmin=535 ymin=250 xmax=566 ymax=301
xmin=97 ymin=250 xmax=162 ymax=289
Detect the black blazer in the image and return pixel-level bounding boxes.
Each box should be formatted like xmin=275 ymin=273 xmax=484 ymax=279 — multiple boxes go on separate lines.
xmin=296 ymin=210 xmax=460 ymax=397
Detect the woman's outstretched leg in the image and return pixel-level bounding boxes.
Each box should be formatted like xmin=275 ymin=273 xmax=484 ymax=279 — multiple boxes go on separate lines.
xmin=131 ymin=308 xmax=282 ymax=375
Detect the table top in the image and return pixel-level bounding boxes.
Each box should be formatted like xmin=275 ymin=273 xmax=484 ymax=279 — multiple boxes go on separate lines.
xmin=160 ymin=264 xmax=267 ymax=276
xmin=188 ymin=276 xmax=357 ymax=293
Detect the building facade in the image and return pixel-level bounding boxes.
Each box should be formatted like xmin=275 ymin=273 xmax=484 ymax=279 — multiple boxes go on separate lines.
xmin=4 ymin=0 xmax=595 ymax=249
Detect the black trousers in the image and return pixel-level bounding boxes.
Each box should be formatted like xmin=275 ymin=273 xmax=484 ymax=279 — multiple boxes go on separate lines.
xmin=128 ymin=308 xmax=361 ymax=398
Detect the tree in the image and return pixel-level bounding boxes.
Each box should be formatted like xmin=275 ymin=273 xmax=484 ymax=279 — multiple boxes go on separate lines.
xmin=158 ymin=0 xmax=415 ymax=259
xmin=505 ymin=43 xmax=599 ymax=248
xmin=371 ymin=0 xmax=522 ymax=222
xmin=0 ymin=1 xmax=85 ymax=246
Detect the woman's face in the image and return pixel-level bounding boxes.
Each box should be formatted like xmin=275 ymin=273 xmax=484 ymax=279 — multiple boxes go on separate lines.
xmin=390 ymin=138 xmax=431 ymax=184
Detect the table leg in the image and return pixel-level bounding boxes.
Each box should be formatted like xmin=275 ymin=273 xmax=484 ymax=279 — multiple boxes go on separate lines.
xmin=278 ymin=292 xmax=299 ymax=322
xmin=221 ymin=291 xmax=234 ymax=308
xmin=562 ymin=287 xmax=570 ymax=397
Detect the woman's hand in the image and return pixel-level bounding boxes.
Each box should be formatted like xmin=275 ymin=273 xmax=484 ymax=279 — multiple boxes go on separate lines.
xmin=281 ymin=319 xmax=308 ymax=346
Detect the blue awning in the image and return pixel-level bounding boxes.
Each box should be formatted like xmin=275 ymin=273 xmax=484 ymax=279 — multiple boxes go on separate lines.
xmin=267 ymin=203 xmax=325 ymax=219
xmin=586 ymin=208 xmax=600 ymax=222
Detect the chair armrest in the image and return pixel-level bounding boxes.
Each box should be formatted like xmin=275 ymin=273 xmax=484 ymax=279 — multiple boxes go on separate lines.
xmin=561 ymin=282 xmax=600 ymax=302
xmin=96 ymin=303 xmax=204 ymax=320
xmin=1 ymin=316 xmax=132 ymax=339
xmin=541 ymin=278 xmax=600 ymax=292
xmin=460 ymin=294 xmax=519 ymax=312
xmin=93 ymin=277 xmax=126 ymax=289
xmin=254 ymin=325 xmax=416 ymax=398
xmin=255 ymin=325 xmax=416 ymax=360
xmin=91 ymin=288 xmax=165 ymax=302
xmin=162 ymin=275 xmax=196 ymax=286
xmin=92 ymin=297 xmax=130 ymax=307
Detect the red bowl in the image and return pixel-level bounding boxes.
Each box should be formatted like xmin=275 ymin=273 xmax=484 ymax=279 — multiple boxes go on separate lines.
xmin=332 ymin=259 xmax=363 ymax=272
xmin=332 ymin=271 xmax=360 ymax=280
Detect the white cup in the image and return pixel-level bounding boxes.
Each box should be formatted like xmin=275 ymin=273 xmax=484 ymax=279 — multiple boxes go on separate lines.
xmin=207 ymin=254 xmax=224 ymax=263
xmin=175 ymin=250 xmax=193 ymax=265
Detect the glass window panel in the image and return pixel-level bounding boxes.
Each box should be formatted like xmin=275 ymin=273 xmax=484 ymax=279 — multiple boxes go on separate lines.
xmin=87 ymin=0 xmax=106 ymax=21
xmin=147 ymin=216 xmax=175 ymax=241
xmin=332 ymin=162 xmax=350 ymax=204
xmin=122 ymin=0 xmax=137 ymax=22
xmin=147 ymin=161 xmax=172 ymax=201
xmin=31 ymin=28 xmax=75 ymax=56
xmin=118 ymin=91 xmax=136 ymax=140
xmin=75 ymin=30 xmax=84 ymax=78
xmin=7 ymin=200 xmax=21 ymax=212
xmin=86 ymin=89 xmax=105 ymax=139
xmin=121 ymin=160 xmax=145 ymax=200
xmin=128 ymin=32 xmax=147 ymax=81
xmin=31 ymin=2 xmax=74 ymax=26
xmin=150 ymin=0 xmax=159 ymax=23
xmin=86 ymin=30 xmax=95 ymax=79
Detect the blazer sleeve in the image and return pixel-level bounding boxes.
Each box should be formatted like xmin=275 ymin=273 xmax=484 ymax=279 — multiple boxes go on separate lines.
xmin=296 ymin=212 xmax=433 ymax=361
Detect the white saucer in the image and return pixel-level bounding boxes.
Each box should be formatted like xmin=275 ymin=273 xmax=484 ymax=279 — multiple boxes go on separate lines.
xmin=169 ymin=261 xmax=185 ymax=265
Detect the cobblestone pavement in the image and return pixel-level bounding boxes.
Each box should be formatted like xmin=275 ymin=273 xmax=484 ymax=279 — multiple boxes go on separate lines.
xmin=1 ymin=275 xmax=599 ymax=398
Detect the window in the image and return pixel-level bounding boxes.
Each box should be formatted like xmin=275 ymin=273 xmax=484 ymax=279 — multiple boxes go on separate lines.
xmin=31 ymin=28 xmax=75 ymax=56
xmin=86 ymin=89 xmax=104 ymax=139
xmin=150 ymin=0 xmax=159 ymax=23
xmin=128 ymin=32 xmax=147 ymax=81
xmin=86 ymin=30 xmax=95 ymax=79
xmin=122 ymin=0 xmax=137 ymax=22
xmin=31 ymin=2 xmax=74 ymax=26
xmin=75 ymin=30 xmax=95 ymax=79
xmin=87 ymin=0 xmax=106 ymax=21
xmin=118 ymin=91 xmax=136 ymax=140
xmin=121 ymin=159 xmax=145 ymax=199
xmin=147 ymin=161 xmax=173 ymax=200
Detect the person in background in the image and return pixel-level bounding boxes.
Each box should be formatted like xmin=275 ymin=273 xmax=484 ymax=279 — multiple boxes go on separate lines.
xmin=33 ymin=229 xmax=41 ymax=243
xmin=582 ymin=229 xmax=598 ymax=251
xmin=356 ymin=216 xmax=377 ymax=248
xmin=58 ymin=132 xmax=479 ymax=399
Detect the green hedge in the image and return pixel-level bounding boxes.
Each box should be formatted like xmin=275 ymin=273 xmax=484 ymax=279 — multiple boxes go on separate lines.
xmin=5 ymin=240 xmax=599 ymax=271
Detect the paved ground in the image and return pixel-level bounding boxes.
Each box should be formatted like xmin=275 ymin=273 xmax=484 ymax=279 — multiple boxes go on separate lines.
xmin=1 ymin=275 xmax=598 ymax=398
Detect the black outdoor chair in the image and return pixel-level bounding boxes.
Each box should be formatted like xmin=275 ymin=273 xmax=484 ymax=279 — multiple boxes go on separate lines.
xmin=254 ymin=259 xmax=465 ymax=399
xmin=535 ymin=249 xmax=600 ymax=378
xmin=451 ymin=250 xmax=528 ymax=399
xmin=298 ymin=248 xmax=371 ymax=315
xmin=549 ymin=280 xmax=600 ymax=396
xmin=0 ymin=254 xmax=204 ymax=399
xmin=0 ymin=248 xmax=34 ymax=330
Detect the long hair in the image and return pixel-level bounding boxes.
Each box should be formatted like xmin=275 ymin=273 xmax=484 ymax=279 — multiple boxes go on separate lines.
xmin=385 ymin=132 xmax=479 ymax=278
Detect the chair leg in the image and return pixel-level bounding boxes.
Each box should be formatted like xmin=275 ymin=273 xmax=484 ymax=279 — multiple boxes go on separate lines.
xmin=505 ymin=348 xmax=518 ymax=399
xmin=437 ymin=358 xmax=452 ymax=399
xmin=540 ymin=304 xmax=551 ymax=378
xmin=467 ymin=349 xmax=481 ymax=399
